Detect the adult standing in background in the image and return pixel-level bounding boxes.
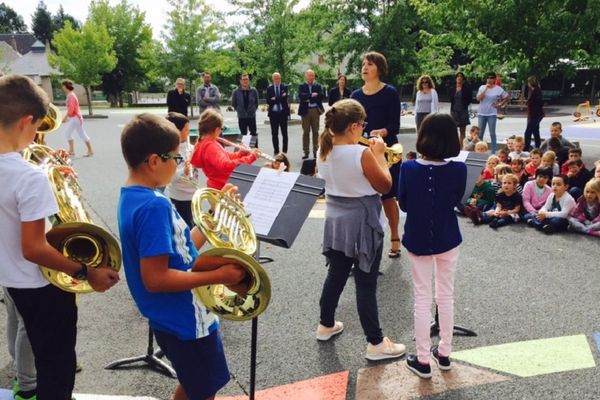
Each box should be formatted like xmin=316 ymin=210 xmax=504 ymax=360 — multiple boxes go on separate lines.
xmin=166 ymin=78 xmax=191 ymax=116
xmin=196 ymin=71 xmax=221 ymax=114
xmin=298 ymin=69 xmax=324 ymax=159
xmin=231 ymin=74 xmax=259 ymax=146
xmin=328 ymin=74 xmax=352 ymax=106
xmin=266 ymin=72 xmax=290 ymax=154
xmin=523 ymin=75 xmax=544 ymax=151
xmin=351 ymin=51 xmax=402 ymax=258
xmin=61 ymin=79 xmax=94 ymax=157
xmin=414 ymin=75 xmax=439 ymax=132
xmin=476 ymin=72 xmax=509 ymax=153
xmin=450 ymin=72 xmax=471 ymax=144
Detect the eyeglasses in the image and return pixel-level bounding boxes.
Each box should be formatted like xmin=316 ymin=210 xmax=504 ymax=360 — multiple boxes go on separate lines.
xmin=145 ymin=153 xmax=184 ymax=165
xmin=356 ymin=121 xmax=368 ymax=129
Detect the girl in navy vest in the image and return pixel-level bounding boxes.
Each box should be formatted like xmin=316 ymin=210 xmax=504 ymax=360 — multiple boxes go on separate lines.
xmin=399 ymin=113 xmax=467 ymax=378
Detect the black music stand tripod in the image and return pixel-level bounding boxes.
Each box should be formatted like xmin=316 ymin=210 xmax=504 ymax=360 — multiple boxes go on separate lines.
xmin=105 ymin=325 xmax=176 ymax=379
xmin=430 ymin=305 xmax=477 ymax=337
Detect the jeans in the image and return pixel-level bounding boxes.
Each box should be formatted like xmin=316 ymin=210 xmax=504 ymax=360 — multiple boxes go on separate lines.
xmin=524 ymin=116 xmax=543 ymax=151
xmin=478 ymin=115 xmax=498 ymax=152
xmin=319 ymin=248 xmax=383 ymax=345
xmin=408 ymin=247 xmax=459 ymax=364
xmin=269 ymin=112 xmax=288 ymax=154
xmin=8 ymin=285 xmax=77 ymax=400
xmin=481 ymin=213 xmax=515 ymax=227
xmin=533 ymin=215 xmax=569 ymax=232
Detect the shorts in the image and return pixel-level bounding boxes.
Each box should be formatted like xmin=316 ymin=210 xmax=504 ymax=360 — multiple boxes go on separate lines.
xmin=154 ymin=328 xmax=230 ymax=399
xmin=382 ymin=162 xmax=400 ymax=200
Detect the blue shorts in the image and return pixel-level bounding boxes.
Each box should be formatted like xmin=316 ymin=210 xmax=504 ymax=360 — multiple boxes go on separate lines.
xmin=154 ymin=329 xmax=230 ymax=399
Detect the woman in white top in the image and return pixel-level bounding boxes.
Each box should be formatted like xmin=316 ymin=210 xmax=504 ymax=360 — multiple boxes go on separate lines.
xmin=476 ymin=72 xmax=509 ymax=153
xmin=414 ymin=75 xmax=439 ymax=132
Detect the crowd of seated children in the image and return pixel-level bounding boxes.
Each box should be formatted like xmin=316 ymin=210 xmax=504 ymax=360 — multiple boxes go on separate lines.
xmin=462 ymin=126 xmax=480 ymax=151
xmin=462 ymin=170 xmax=496 ymax=217
xmin=568 ymin=178 xmax=600 ymax=237
xmin=471 ymin=174 xmax=522 ymax=228
xmin=566 ymin=159 xmax=593 ymax=200
xmin=521 ymin=167 xmax=553 ymax=224
xmin=529 ymin=175 xmax=575 ymax=234
xmin=540 ymin=150 xmax=560 ymax=176
xmin=561 ymin=148 xmax=585 ymax=174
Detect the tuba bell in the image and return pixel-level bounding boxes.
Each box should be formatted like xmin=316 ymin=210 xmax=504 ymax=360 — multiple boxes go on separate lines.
xmin=191 ymin=188 xmax=271 ymax=321
xmin=34 ymin=103 xmax=62 ymax=144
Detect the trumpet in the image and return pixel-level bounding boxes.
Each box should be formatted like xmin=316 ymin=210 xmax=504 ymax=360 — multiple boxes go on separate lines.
xmin=216 ymin=136 xmax=277 ymax=163
xmin=358 ymin=136 xmax=403 ymax=166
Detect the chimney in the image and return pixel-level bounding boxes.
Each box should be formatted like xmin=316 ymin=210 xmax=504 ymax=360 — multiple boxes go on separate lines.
xmin=10 ymin=36 xmax=18 ymax=53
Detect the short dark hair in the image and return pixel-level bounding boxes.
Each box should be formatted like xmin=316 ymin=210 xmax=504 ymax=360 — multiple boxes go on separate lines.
xmin=416 ymin=113 xmax=460 ymax=160
xmin=0 ymin=75 xmax=48 ymax=126
xmin=551 ymin=121 xmax=562 ymax=130
xmin=121 ymin=114 xmax=180 ymax=168
xmin=535 ymin=167 xmax=553 ymax=180
xmin=166 ymin=112 xmax=189 ymax=131
xmin=61 ymin=79 xmax=74 ymax=91
xmin=362 ymin=51 xmax=388 ymax=77
xmin=548 ymin=137 xmax=561 ymax=149
xmin=568 ymin=147 xmax=582 ymax=156
xmin=554 ymin=174 xmax=569 ymax=186
xmin=566 ymin=159 xmax=583 ymax=168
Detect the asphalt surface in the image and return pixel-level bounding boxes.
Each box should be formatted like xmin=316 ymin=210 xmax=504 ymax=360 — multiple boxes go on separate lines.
xmin=1 ymin=103 xmax=599 ymax=400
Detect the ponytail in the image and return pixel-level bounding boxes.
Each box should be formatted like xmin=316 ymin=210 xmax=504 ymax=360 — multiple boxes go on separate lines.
xmin=319 ymin=127 xmax=334 ymax=161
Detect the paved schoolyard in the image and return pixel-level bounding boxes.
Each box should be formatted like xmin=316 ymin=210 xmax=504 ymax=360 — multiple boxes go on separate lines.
xmin=1 ymin=105 xmax=599 ymax=400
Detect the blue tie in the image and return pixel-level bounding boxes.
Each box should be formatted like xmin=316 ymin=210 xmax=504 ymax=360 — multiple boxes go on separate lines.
xmin=276 ymin=86 xmax=279 ymax=97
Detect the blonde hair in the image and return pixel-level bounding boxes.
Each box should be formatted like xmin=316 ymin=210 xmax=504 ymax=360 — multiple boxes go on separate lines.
xmin=542 ymin=150 xmax=556 ymax=163
xmin=475 ymin=141 xmax=488 ymax=152
xmin=486 ymin=155 xmax=499 ymax=165
xmin=318 ymin=99 xmax=366 ymax=161
xmin=584 ymin=178 xmax=600 ymax=200
xmin=502 ymin=173 xmax=519 ymax=185
xmin=198 ymin=109 xmax=223 ymax=135
xmin=513 ymin=136 xmax=524 ymax=144
xmin=416 ymin=74 xmax=435 ymax=90
xmin=495 ymin=163 xmax=512 ymax=176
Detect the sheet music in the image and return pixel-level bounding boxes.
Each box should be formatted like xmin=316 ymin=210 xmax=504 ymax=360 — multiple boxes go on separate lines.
xmin=243 ymin=168 xmax=299 ymax=235
xmin=445 ymin=150 xmax=469 ymax=163
xmin=241 ymin=134 xmax=252 ymax=148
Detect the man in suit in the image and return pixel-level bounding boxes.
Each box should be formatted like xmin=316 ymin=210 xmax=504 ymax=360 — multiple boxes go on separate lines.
xmin=298 ymin=69 xmax=324 ymax=159
xmin=196 ymin=71 xmax=221 ymax=114
xmin=266 ymin=72 xmax=290 ymax=154
xmin=166 ymin=77 xmax=191 ymax=116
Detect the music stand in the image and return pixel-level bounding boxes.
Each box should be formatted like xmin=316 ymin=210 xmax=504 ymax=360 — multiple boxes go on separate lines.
xmin=228 ymin=164 xmax=325 ymax=400
xmin=104 ymin=326 xmax=177 ymax=378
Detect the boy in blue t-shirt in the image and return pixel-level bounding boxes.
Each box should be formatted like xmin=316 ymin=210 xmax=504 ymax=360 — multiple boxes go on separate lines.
xmin=117 ymin=114 xmax=246 ymax=400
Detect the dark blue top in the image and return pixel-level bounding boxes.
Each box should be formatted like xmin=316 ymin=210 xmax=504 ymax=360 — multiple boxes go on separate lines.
xmin=351 ymin=84 xmax=400 ymax=146
xmin=398 ymin=160 xmax=467 ymax=256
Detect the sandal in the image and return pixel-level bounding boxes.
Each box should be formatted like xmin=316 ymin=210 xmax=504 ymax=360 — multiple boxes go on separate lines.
xmin=388 ymin=239 xmax=401 ymax=258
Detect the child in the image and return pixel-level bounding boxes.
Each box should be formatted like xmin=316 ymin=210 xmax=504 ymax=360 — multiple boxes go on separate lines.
xmin=164 ymin=112 xmax=195 ymax=228
xmin=506 ymin=135 xmax=516 ymax=152
xmin=264 ymin=152 xmax=291 ymax=172
xmin=475 ymin=141 xmax=489 ymax=153
xmin=510 ymin=158 xmax=529 ymax=187
xmin=568 ymin=178 xmax=600 ymax=237
xmin=522 ymin=167 xmax=553 ymax=224
xmin=462 ymin=170 xmax=495 ymax=217
xmin=483 ymin=155 xmax=499 ymax=180
xmin=118 ymin=113 xmax=247 ymax=400
xmin=405 ymin=151 xmax=417 ymax=160
xmin=316 ymin=99 xmax=405 ymax=360
xmin=530 ymin=175 xmax=576 ymax=234
xmin=399 ymin=113 xmax=466 ymax=379
xmin=565 ymin=159 xmax=592 ymax=200
xmin=190 ymin=109 xmax=260 ymax=189
xmin=496 ymin=148 xmax=509 ymax=164
xmin=560 ymin=148 xmax=585 ymax=175
xmin=525 ymin=148 xmax=542 ymax=177
xmin=491 ymin=163 xmax=522 ymax=194
xmin=473 ymin=174 xmax=522 ymax=228
xmin=462 ymin=126 xmax=480 ymax=151
xmin=0 ymin=75 xmax=119 ymax=399
xmin=508 ymin=136 xmax=529 ymax=161
xmin=540 ymin=122 xmax=575 ymax=153
xmin=541 ymin=150 xmax=559 ymax=176
xmin=594 ymin=160 xmax=600 ymax=178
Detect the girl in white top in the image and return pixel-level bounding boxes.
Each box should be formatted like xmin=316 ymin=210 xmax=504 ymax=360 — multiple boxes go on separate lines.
xmin=476 ymin=72 xmax=509 ymax=153
xmin=315 ymin=99 xmax=406 ymax=361
xmin=414 ymin=75 xmax=439 ymax=132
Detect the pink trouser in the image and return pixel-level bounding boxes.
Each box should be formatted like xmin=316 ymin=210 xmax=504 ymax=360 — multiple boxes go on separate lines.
xmin=408 ymin=246 xmax=459 ymax=364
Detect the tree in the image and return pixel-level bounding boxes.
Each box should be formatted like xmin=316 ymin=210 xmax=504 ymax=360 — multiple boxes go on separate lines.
xmin=32 ymin=1 xmax=53 ymax=45
xmin=0 ymin=3 xmax=26 ymax=33
xmin=50 ymin=21 xmax=117 ymax=115
xmin=88 ymin=0 xmax=154 ymax=107
xmin=52 ymin=5 xmax=80 ymax=32
xmin=161 ymin=0 xmax=222 ymax=115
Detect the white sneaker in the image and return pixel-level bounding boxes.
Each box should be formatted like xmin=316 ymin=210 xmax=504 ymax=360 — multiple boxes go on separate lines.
xmin=316 ymin=321 xmax=344 ymax=341
xmin=366 ymin=337 xmax=406 ymax=361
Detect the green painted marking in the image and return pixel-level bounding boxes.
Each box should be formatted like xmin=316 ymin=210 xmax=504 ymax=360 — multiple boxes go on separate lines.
xmin=452 ymin=334 xmax=596 ymax=377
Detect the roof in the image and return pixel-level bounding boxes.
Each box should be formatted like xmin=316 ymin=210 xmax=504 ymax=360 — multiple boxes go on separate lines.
xmin=0 ymin=41 xmax=21 ymax=64
xmin=0 ymin=33 xmax=37 ymax=55
xmin=9 ymin=49 xmax=59 ymax=76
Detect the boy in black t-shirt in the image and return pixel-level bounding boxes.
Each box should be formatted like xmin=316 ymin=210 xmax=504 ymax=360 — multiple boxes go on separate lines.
xmin=473 ymin=174 xmax=522 ymax=228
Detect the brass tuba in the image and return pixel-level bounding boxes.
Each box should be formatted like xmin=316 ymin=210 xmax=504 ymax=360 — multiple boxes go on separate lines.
xmin=191 ymin=188 xmax=271 ymax=321
xmin=23 ymin=117 xmax=121 ymax=293
xmin=358 ymin=136 xmax=403 ymax=166
xmin=34 ymin=103 xmax=62 ymax=144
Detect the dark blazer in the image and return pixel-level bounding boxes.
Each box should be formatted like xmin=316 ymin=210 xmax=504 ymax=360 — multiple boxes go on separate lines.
xmin=328 ymin=87 xmax=352 ymax=106
xmin=298 ymin=82 xmax=324 ymax=116
xmin=266 ymin=84 xmax=290 ymax=117
xmin=166 ymin=89 xmax=191 ymax=116
xmin=449 ymin=84 xmax=472 ymax=111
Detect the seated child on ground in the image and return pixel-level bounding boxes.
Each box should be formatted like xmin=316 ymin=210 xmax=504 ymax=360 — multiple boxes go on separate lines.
xmin=475 ymin=141 xmax=489 ymax=154
xmin=506 ymin=135 xmax=516 ymax=153
xmin=525 ymin=148 xmax=542 ymax=178
xmin=560 ymin=147 xmax=585 ymax=175
xmin=541 ymin=150 xmax=559 ymax=176
xmin=483 ymin=155 xmax=499 ymax=180
xmin=472 ymin=174 xmax=522 ymax=228
xmin=492 ymin=163 xmax=523 ymax=194
xmin=531 ymin=175 xmax=575 ymax=234
xmin=461 ymin=170 xmax=496 ymax=218
xmin=565 ymin=159 xmax=593 ymax=200
xmin=568 ymin=178 xmax=600 ymax=237
xmin=510 ymin=158 xmax=529 ymax=187
xmin=508 ymin=136 xmax=529 ymax=161
xmin=522 ymin=167 xmax=552 ymax=224
xmin=592 ymin=160 xmax=600 ymax=178
xmin=462 ymin=126 xmax=480 ymax=151
xmin=496 ymin=148 xmax=510 ymax=164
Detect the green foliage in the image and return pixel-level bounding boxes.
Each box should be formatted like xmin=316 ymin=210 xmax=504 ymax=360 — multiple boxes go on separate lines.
xmin=32 ymin=1 xmax=53 ymax=44
xmin=50 ymin=21 xmax=117 ymax=115
xmin=0 ymin=3 xmax=26 ymax=33
xmin=52 ymin=5 xmax=80 ymax=32
xmin=88 ymin=0 xmax=154 ymax=106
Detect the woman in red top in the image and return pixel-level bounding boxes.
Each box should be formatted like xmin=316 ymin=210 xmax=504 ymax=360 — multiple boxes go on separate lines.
xmin=191 ymin=109 xmax=259 ymax=189
xmin=61 ymin=79 xmax=94 ymax=156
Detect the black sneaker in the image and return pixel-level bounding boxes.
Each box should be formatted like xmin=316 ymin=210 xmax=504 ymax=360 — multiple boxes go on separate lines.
xmin=431 ymin=345 xmax=451 ymax=371
xmin=542 ymin=224 xmax=555 ymax=234
xmin=489 ymin=219 xmax=498 ymax=228
xmin=302 ymin=154 xmax=309 ymax=160
xmin=406 ymin=354 xmax=432 ymax=379
xmin=526 ymin=218 xmax=535 ymax=227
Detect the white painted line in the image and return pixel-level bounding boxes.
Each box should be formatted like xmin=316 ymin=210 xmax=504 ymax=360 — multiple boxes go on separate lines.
xmin=0 ymin=389 xmax=159 ymax=400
